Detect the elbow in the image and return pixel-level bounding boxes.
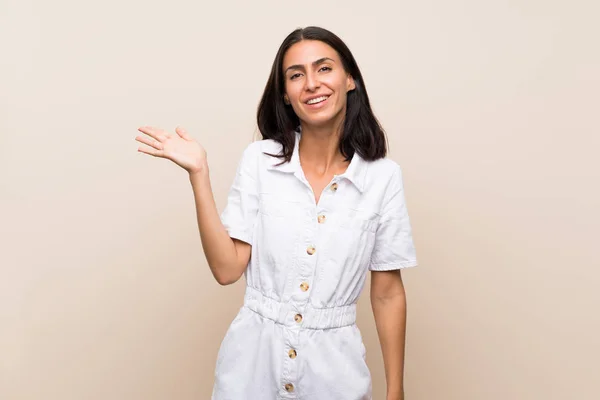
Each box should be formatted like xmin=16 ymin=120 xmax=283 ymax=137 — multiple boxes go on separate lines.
xmin=209 ymin=256 xmax=246 ymax=286
xmin=215 ymin=276 xmax=238 ymax=286
xmin=371 ymin=291 xmax=406 ymax=306
xmin=213 ymin=269 xmax=242 ymax=286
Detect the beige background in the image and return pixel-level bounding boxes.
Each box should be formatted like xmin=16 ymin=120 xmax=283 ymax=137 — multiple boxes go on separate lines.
xmin=1 ymin=0 xmax=598 ymax=399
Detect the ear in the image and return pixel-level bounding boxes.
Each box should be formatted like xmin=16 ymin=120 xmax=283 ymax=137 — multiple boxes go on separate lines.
xmin=283 ymin=94 xmax=290 ymax=105
xmin=346 ymin=74 xmax=356 ymax=92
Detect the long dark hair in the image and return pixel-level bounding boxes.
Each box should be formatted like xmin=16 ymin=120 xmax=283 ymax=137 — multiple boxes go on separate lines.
xmin=257 ymin=26 xmax=388 ymax=164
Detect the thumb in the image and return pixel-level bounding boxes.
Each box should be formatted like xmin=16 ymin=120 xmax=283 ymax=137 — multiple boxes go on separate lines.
xmin=175 ymin=126 xmax=192 ymax=140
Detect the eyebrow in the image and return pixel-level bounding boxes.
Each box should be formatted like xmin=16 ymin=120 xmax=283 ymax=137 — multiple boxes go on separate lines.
xmin=284 ymin=57 xmax=335 ymax=74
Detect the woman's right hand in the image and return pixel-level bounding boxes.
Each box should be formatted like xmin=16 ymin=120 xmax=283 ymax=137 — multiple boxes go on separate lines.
xmin=135 ymin=126 xmax=207 ymax=174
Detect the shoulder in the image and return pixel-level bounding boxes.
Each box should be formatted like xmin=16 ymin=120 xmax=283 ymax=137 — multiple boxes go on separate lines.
xmin=240 ymin=138 xmax=281 ymax=156
xmin=364 ymin=157 xmax=403 ymax=182
xmin=239 ymin=138 xmax=281 ymax=162
xmin=357 ymin=157 xmax=408 ymax=201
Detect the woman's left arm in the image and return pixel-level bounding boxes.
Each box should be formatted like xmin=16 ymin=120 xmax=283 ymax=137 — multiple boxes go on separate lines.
xmin=371 ymin=269 xmax=407 ymax=400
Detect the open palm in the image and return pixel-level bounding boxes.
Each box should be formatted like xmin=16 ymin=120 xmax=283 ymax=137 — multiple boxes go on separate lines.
xmin=135 ymin=126 xmax=207 ymax=174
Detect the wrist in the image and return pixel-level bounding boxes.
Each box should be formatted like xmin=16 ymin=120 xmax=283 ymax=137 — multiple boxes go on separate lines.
xmin=189 ymin=168 xmax=210 ymax=189
xmin=189 ymin=162 xmax=209 ymax=178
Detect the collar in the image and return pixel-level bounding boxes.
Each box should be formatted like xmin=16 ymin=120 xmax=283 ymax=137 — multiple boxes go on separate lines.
xmin=266 ymin=130 xmax=367 ymax=193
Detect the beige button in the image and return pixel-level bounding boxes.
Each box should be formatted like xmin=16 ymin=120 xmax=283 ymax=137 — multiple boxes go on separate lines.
xmin=294 ymin=313 xmax=303 ymax=323
xmin=288 ymin=349 xmax=297 ymax=359
xmin=285 ymin=383 xmax=295 ymax=392
xmin=317 ymin=214 xmax=326 ymax=224
xmin=331 ymin=182 xmax=338 ymax=191
xmin=300 ymin=282 xmax=309 ymax=292
xmin=306 ymin=246 xmax=316 ymax=255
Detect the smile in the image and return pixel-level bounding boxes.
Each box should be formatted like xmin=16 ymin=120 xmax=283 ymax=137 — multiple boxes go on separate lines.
xmin=305 ymin=95 xmax=330 ymax=105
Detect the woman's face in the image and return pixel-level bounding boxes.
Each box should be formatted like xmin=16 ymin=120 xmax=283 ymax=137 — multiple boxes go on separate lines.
xmin=282 ymin=40 xmax=355 ymax=129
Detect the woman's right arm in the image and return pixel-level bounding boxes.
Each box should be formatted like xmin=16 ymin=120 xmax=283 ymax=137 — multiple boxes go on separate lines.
xmin=136 ymin=126 xmax=250 ymax=285
xmin=189 ymin=168 xmax=251 ymax=285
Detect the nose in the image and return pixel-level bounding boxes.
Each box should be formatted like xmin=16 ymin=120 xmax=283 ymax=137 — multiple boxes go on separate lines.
xmin=304 ymin=70 xmax=320 ymax=92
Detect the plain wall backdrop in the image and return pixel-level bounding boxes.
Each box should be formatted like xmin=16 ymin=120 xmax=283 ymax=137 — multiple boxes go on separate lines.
xmin=1 ymin=0 xmax=598 ymax=399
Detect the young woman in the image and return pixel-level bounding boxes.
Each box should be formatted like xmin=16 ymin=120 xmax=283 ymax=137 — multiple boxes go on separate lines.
xmin=136 ymin=26 xmax=417 ymax=400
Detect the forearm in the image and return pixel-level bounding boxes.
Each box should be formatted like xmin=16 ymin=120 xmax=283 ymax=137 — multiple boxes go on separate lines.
xmin=189 ymin=166 xmax=242 ymax=285
xmin=371 ymin=289 xmax=407 ymax=399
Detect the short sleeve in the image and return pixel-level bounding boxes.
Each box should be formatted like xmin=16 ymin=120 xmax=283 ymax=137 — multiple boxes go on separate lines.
xmin=369 ymin=165 xmax=418 ymax=271
xmin=220 ymin=142 xmax=260 ymax=245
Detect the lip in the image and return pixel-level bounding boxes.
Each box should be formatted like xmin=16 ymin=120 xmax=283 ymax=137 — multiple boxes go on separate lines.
xmin=303 ymin=94 xmax=331 ymax=109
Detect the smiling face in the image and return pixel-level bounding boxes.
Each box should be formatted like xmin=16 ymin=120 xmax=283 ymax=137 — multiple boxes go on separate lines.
xmin=282 ymin=40 xmax=356 ymax=130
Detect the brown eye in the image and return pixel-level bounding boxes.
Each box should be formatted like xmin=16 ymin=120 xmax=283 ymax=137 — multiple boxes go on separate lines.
xmin=290 ymin=73 xmax=302 ymax=80
xmin=319 ymin=66 xmax=332 ymax=72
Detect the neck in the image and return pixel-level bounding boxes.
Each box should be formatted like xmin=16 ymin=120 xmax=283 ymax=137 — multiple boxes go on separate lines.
xmin=298 ymin=117 xmax=348 ymax=176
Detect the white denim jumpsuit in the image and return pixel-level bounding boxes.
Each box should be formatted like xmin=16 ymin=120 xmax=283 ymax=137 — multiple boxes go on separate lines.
xmin=212 ymin=131 xmax=418 ymax=399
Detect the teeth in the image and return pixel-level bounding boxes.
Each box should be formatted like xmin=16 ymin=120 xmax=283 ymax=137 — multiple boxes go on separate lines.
xmin=307 ymin=96 xmax=328 ymax=105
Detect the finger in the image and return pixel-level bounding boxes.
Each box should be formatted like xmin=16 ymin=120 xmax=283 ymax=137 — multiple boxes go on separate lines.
xmin=135 ymin=135 xmax=163 ymax=150
xmin=175 ymin=126 xmax=192 ymax=140
xmin=138 ymin=126 xmax=169 ymax=142
xmin=137 ymin=143 xmax=165 ymax=158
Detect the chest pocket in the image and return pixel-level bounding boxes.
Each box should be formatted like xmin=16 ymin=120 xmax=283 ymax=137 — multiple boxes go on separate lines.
xmin=323 ymin=208 xmax=379 ymax=268
xmin=338 ymin=208 xmax=379 ymax=233
xmin=337 ymin=208 xmax=379 ymax=265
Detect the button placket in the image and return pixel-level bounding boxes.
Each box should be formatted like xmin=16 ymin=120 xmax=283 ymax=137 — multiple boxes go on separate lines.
xmin=280 ymin=326 xmax=299 ymax=396
xmin=280 ymin=182 xmax=341 ymax=396
xmin=294 ymin=313 xmax=303 ymax=324
xmin=307 ymin=180 xmax=336 ymax=304
xmin=294 ymin=211 xmax=315 ymax=306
